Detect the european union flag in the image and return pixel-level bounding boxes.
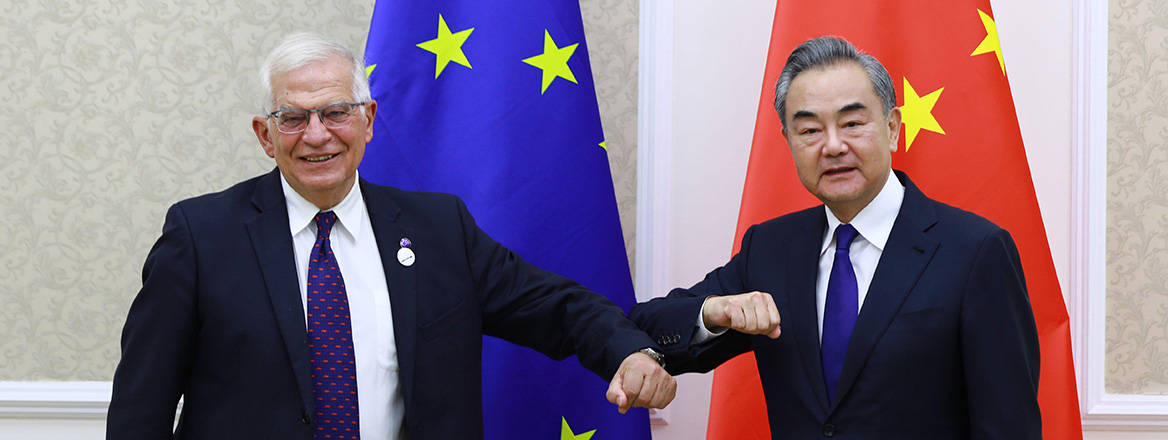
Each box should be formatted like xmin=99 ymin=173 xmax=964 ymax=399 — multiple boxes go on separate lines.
xmin=361 ymin=1 xmax=649 ymax=439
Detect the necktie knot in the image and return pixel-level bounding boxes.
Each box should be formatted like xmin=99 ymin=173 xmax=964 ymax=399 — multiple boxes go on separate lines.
xmin=314 ymin=211 xmax=338 ymax=239
xmin=835 ymin=224 xmax=859 ymax=252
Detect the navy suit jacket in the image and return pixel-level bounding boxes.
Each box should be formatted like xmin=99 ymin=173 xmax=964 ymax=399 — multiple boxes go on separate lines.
xmin=631 ymin=171 xmax=1041 ymax=439
xmin=107 ymin=169 xmax=655 ymax=439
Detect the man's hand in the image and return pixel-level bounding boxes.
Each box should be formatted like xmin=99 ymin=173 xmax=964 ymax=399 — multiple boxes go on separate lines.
xmin=702 ymin=291 xmax=782 ymax=339
xmin=605 ymin=352 xmax=676 ymax=414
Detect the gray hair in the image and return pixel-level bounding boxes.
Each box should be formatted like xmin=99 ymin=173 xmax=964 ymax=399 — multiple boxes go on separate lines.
xmin=259 ymin=33 xmax=371 ymax=113
xmin=773 ymin=36 xmax=896 ymax=132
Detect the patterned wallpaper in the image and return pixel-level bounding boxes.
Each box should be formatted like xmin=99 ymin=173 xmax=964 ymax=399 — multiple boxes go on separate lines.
xmin=582 ymin=0 xmax=639 ymax=275
xmin=1106 ymin=0 xmax=1168 ymax=394
xmin=0 ymin=1 xmax=639 ymax=381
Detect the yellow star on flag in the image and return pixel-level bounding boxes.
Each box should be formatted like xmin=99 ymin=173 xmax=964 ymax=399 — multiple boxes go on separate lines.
xmin=522 ymin=30 xmax=579 ymax=94
xmin=598 ymin=141 xmax=607 ymax=150
xmin=970 ymin=9 xmax=1005 ymax=74
xmin=365 ymin=64 xmax=376 ymax=78
xmin=899 ymin=77 xmax=945 ymax=151
xmin=560 ymin=417 xmax=596 ymax=440
xmin=416 ymin=14 xmax=474 ymax=79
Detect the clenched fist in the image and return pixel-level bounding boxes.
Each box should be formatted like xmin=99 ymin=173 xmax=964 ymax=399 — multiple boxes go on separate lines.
xmin=605 ymin=351 xmax=676 ymax=414
xmin=701 ymin=291 xmax=782 ymax=339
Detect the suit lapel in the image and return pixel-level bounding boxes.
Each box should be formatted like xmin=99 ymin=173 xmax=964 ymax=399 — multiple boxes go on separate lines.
xmin=244 ymin=169 xmax=315 ymax=416
xmin=785 ymin=209 xmax=832 ymax=413
xmin=830 ymin=172 xmax=939 ymax=412
xmin=360 ymin=180 xmax=418 ymax=414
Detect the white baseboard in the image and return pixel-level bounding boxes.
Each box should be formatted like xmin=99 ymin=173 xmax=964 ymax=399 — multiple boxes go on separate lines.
xmin=1083 ymin=394 xmax=1168 ymax=431
xmin=0 ymin=418 xmax=105 ymax=440
xmin=1 ymin=380 xmax=1168 ymax=434
xmin=0 ymin=382 xmax=110 ymax=420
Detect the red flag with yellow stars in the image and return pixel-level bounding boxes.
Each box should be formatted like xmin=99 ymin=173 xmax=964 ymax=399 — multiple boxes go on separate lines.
xmin=709 ymin=1 xmax=1081 ymax=439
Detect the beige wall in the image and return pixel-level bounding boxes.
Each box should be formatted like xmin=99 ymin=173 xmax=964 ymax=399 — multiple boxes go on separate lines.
xmin=582 ymin=0 xmax=639 ymax=274
xmin=1 ymin=1 xmax=639 ymax=382
xmin=1106 ymin=0 xmax=1168 ymax=395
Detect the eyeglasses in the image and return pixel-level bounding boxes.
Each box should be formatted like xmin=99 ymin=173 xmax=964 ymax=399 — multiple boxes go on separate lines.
xmin=267 ymin=102 xmax=367 ymax=134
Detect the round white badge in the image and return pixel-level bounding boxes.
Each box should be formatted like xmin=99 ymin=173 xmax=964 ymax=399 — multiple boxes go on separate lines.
xmin=397 ymin=247 xmax=416 ymax=267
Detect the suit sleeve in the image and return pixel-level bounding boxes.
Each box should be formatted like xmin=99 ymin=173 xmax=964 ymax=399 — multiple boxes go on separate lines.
xmin=629 ymin=226 xmax=760 ymax=375
xmin=107 ymin=204 xmax=198 ymax=439
xmin=960 ymin=228 xmax=1042 ymax=439
xmin=454 ymin=198 xmax=657 ymax=380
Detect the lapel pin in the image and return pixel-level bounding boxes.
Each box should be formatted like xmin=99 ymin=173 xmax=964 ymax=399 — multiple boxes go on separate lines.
xmin=397 ymin=237 xmax=415 ymax=267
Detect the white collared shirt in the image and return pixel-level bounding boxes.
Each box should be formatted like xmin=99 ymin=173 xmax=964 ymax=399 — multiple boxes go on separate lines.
xmin=815 ymin=170 xmax=904 ymax=339
xmin=694 ymin=170 xmax=905 ymax=343
xmin=281 ymin=172 xmax=404 ymax=439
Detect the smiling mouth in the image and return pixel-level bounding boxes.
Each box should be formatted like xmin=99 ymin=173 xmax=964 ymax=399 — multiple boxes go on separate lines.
xmin=303 ymin=153 xmax=337 ymax=163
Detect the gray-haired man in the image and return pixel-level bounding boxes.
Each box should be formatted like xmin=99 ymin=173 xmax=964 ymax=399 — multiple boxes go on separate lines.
xmin=631 ymin=36 xmax=1041 ymax=438
xmin=107 ymin=33 xmax=674 ymax=440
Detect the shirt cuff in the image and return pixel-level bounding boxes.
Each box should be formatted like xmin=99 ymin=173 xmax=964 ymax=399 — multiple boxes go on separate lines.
xmin=692 ymin=296 xmax=729 ymax=346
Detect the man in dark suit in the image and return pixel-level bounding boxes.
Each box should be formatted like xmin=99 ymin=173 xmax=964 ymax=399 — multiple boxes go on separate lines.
xmin=107 ymin=33 xmax=674 ymax=439
xmin=630 ymin=36 xmax=1041 ymax=438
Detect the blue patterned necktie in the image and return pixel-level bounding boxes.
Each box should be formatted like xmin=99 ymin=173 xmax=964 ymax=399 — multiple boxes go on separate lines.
xmin=821 ymin=223 xmax=859 ymax=404
xmin=307 ymin=211 xmax=360 ymax=439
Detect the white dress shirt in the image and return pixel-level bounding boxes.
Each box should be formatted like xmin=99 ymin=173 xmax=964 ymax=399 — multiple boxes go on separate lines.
xmin=694 ymin=170 xmax=904 ymax=343
xmin=814 ymin=170 xmax=904 ymax=339
xmin=282 ymin=172 xmax=404 ymax=439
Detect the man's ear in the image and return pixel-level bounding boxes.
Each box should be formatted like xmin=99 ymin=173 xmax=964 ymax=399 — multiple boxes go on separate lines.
xmin=252 ymin=116 xmax=277 ymax=158
xmin=885 ymin=107 xmax=902 ymax=152
xmin=363 ymin=100 xmax=378 ymax=143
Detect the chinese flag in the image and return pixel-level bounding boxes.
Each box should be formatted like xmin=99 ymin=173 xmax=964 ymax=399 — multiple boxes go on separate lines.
xmin=707 ymin=1 xmax=1082 ymax=439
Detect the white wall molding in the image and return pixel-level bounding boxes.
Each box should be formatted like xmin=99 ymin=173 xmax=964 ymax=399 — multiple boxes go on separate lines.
xmin=0 ymin=381 xmax=110 ymax=420
xmin=1084 ymin=396 xmax=1168 ymax=431
xmin=635 ymin=0 xmax=674 ymax=305
xmin=1071 ymin=0 xmax=1168 ymax=432
xmin=1070 ymin=0 xmax=1107 ymax=414
xmin=637 ymin=0 xmax=674 ymax=426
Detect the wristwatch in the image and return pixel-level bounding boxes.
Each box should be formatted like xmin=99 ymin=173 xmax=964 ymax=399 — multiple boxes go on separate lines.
xmin=639 ymin=347 xmax=665 ymax=368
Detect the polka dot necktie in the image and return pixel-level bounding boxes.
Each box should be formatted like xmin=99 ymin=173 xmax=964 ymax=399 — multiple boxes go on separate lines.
xmin=307 ymin=212 xmax=360 ymax=439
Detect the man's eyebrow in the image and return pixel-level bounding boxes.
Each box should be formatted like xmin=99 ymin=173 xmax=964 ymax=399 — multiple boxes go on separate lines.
xmin=792 ymin=109 xmax=817 ymax=120
xmin=838 ymin=102 xmax=867 ymax=114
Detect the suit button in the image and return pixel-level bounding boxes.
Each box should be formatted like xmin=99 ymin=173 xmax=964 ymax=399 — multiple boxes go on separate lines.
xmin=300 ymin=413 xmax=311 ymax=425
xmin=822 ymin=423 xmax=836 ymax=437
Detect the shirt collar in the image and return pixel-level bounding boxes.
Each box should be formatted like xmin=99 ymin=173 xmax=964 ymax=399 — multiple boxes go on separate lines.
xmin=820 ymin=169 xmax=905 ymax=256
xmin=279 ymin=171 xmax=366 ymax=242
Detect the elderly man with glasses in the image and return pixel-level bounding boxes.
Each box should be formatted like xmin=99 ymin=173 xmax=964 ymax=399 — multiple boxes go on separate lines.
xmin=106 ymin=33 xmax=674 ymax=440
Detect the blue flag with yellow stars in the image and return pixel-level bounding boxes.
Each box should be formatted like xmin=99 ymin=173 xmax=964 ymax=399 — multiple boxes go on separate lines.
xmin=360 ymin=1 xmax=649 ymax=439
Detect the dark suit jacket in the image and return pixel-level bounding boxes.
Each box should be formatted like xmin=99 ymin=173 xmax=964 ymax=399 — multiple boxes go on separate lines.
xmin=631 ymin=171 xmax=1041 ymax=439
xmin=107 ymin=169 xmax=655 ymax=439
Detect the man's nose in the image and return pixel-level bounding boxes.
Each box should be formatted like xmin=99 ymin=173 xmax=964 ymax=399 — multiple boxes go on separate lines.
xmin=823 ymin=128 xmax=848 ymax=156
xmin=300 ymin=113 xmax=333 ymax=144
